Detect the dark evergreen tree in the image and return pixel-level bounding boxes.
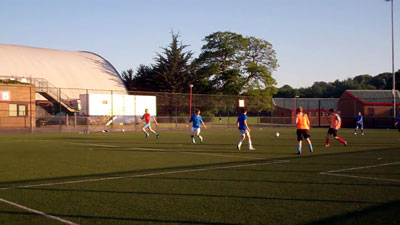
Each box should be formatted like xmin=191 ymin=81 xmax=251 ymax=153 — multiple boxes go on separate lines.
xmin=120 ymin=69 xmax=135 ymax=90
xmin=121 ymin=33 xmax=196 ymax=92
xmin=153 ymin=32 xmax=195 ymax=93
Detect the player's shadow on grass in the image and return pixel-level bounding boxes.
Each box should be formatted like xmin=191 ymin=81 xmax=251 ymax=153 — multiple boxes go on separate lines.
xmin=196 ymin=143 xmax=294 ymax=148
xmin=66 ymin=145 xmax=168 ymax=153
xmin=289 ymin=147 xmax=399 ymax=159
xmin=57 ymin=137 xmax=102 ymax=141
xmin=304 ymin=200 xmax=400 ymax=225
xmin=0 ymin=159 xmax=273 ymax=187
xmin=0 ymin=148 xmax=396 ymax=188
xmin=72 ymin=145 xmax=285 ymax=154
xmin=220 ymin=168 xmax=327 ymax=173
xmin=150 ymin=142 xmax=294 ymax=147
xmin=17 ymin=187 xmax=381 ymax=204
xmin=288 ymin=162 xmax=376 ymax=166
xmin=1 ymin=201 xmax=398 ymax=224
xmin=0 ymin=210 xmax=240 ymax=225
xmin=188 ymin=151 xmax=296 ymax=155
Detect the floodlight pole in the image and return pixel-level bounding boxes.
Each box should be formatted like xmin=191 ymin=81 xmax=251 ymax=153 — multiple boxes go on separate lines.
xmin=294 ymin=96 xmax=299 ymax=124
xmin=189 ymin=84 xmax=193 ymax=116
xmin=388 ymin=0 xmax=396 ymax=123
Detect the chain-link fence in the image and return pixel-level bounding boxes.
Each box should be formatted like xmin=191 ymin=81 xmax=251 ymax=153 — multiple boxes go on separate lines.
xmin=338 ymin=98 xmax=399 ymax=128
xmin=1 ymin=80 xmax=398 ymax=133
xmin=1 ymin=87 xmax=280 ymax=133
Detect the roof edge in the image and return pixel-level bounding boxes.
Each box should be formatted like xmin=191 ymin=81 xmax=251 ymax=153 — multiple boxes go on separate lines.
xmin=80 ymin=51 xmax=127 ymax=92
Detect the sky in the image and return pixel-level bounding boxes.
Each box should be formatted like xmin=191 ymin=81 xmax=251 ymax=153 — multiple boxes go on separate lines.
xmin=0 ymin=0 xmax=399 ymax=88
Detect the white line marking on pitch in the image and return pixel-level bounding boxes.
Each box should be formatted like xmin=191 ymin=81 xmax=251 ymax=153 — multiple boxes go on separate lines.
xmin=96 ymin=143 xmax=264 ymax=160
xmin=0 ymin=160 xmax=290 ymax=191
xmin=37 ymin=140 xmax=267 ymax=160
xmin=182 ymin=152 xmax=265 ymax=160
xmin=320 ymin=172 xmax=400 ymax=182
xmin=324 ymin=162 xmax=400 ymax=173
xmin=37 ymin=140 xmax=166 ymax=152
xmin=89 ymin=143 xmax=165 ymax=152
xmin=320 ymin=162 xmax=400 ymax=182
xmin=0 ymin=197 xmax=80 ymax=225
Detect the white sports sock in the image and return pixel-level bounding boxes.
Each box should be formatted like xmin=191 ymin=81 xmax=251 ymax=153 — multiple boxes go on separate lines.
xmin=248 ymin=140 xmax=253 ymax=148
xmin=238 ymin=140 xmax=243 ymax=147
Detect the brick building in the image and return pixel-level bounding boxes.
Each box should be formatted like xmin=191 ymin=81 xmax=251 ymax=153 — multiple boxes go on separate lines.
xmin=272 ymin=98 xmax=338 ymax=126
xmin=0 ymin=83 xmax=36 ymax=129
xmin=338 ymin=90 xmax=400 ymax=128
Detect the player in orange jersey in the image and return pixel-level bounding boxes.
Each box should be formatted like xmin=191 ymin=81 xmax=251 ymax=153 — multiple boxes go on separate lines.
xmin=296 ymin=106 xmax=313 ymax=155
xmin=325 ymin=109 xmax=347 ymax=147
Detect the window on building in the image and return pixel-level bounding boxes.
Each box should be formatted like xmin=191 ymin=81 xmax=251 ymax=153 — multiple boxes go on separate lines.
xmin=9 ymin=104 xmax=17 ymax=116
xmin=9 ymin=104 xmax=27 ymax=117
xmin=18 ymin=105 xmax=27 ymax=116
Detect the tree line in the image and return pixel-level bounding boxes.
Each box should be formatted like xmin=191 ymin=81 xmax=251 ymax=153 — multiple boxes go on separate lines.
xmin=275 ymin=71 xmax=400 ymax=98
xmin=121 ymin=31 xmax=278 ymax=97
xmin=121 ymin=31 xmax=399 ymax=102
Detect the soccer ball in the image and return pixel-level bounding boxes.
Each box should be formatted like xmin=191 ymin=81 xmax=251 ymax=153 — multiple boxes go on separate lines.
xmin=274 ymin=132 xmax=280 ymax=137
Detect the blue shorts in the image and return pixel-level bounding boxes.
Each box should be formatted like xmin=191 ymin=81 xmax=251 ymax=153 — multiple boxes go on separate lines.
xmin=356 ymin=123 xmax=363 ymax=128
xmin=142 ymin=123 xmax=151 ymax=129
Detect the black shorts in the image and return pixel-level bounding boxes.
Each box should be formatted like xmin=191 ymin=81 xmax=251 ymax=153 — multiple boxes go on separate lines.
xmin=327 ymin=128 xmax=338 ymax=137
xmin=297 ymin=129 xmax=310 ymax=141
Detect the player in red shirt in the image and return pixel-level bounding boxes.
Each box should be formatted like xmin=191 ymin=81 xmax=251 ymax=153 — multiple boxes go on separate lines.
xmin=141 ymin=109 xmax=159 ymax=139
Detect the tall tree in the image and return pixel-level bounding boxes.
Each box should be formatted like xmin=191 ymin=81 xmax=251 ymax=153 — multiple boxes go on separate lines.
xmin=195 ymin=31 xmax=246 ymax=94
xmin=121 ymin=65 xmax=159 ymax=92
xmin=196 ymin=31 xmax=278 ymax=95
xmin=243 ymin=36 xmax=278 ymax=107
xmin=243 ymin=37 xmax=278 ymax=90
xmin=153 ymin=32 xmax=195 ymax=93
xmin=121 ymin=33 xmax=196 ymax=93
xmin=120 ymin=69 xmax=135 ymax=90
xmin=134 ymin=65 xmax=159 ymax=91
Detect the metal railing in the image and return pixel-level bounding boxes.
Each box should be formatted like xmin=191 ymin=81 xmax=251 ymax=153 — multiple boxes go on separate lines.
xmin=0 ymin=75 xmax=79 ymax=112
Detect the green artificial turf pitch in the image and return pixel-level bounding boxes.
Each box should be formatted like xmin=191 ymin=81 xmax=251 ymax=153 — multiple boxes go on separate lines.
xmin=0 ymin=128 xmax=399 ymax=225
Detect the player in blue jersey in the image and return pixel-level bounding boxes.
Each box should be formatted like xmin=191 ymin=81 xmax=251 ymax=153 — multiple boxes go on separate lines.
xmin=354 ymin=112 xmax=364 ymax=135
xmin=236 ymin=108 xmax=255 ymax=151
xmin=395 ymin=113 xmax=400 ymax=132
xmin=188 ymin=109 xmax=207 ymax=144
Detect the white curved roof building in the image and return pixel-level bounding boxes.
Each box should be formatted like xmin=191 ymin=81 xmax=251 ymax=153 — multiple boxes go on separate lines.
xmin=0 ymin=44 xmax=127 ymax=99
